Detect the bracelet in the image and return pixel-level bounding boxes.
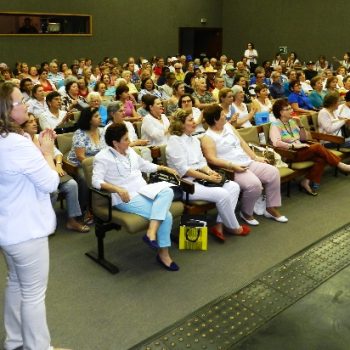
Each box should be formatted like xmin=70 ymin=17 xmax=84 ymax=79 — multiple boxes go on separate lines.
xmin=56 ymin=161 xmax=62 ymax=164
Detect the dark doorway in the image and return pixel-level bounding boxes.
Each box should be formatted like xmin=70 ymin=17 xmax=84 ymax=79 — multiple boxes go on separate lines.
xmin=179 ymin=27 xmax=222 ymax=59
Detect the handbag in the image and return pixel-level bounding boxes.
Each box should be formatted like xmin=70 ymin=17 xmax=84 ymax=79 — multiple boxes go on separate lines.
xmin=194 ymin=169 xmax=228 ymax=187
xmin=179 ymin=215 xmax=208 ymax=250
xmin=149 ymin=170 xmax=184 ymax=201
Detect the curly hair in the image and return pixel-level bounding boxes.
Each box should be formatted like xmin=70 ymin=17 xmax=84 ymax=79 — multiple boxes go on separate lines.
xmin=0 ymin=82 xmax=22 ymax=136
xmin=169 ymin=108 xmax=191 ymax=136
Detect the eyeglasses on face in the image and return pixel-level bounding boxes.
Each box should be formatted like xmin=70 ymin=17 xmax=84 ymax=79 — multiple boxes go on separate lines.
xmin=182 ymin=99 xmax=192 ymax=103
xmin=282 ymin=106 xmax=292 ymax=111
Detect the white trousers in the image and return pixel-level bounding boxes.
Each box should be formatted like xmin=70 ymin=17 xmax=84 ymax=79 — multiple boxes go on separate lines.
xmin=188 ymin=180 xmax=240 ymax=229
xmin=2 ymin=237 xmax=51 ymax=350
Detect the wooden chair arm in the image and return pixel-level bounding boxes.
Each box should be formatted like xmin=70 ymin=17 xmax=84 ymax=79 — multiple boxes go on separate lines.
xmin=310 ymin=131 xmax=345 ymax=144
xmin=62 ymin=159 xmax=78 ymax=176
xmin=272 ymin=147 xmax=298 ymax=161
xmin=180 ymin=179 xmax=195 ymax=195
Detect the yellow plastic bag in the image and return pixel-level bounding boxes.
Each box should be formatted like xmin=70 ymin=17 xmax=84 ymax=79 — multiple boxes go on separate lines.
xmin=179 ymin=224 xmax=208 ymax=250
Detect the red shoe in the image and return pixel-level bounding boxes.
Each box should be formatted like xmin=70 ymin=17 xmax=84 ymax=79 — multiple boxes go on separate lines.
xmin=210 ymin=227 xmax=225 ymax=242
xmin=230 ymin=225 xmax=251 ymax=236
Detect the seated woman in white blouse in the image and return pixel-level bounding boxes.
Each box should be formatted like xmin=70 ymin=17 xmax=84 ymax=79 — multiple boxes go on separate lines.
xmin=166 ymin=109 xmax=250 ymax=242
xmin=141 ymin=94 xmax=170 ymax=146
xmin=38 ymin=91 xmax=74 ymax=131
xmin=231 ymin=85 xmax=257 ymax=128
xmin=318 ymin=91 xmax=350 ymax=148
xmin=27 ymin=84 xmax=49 ymax=118
xmin=92 ymin=123 xmax=180 ymax=271
xmin=201 ymin=104 xmax=288 ymax=224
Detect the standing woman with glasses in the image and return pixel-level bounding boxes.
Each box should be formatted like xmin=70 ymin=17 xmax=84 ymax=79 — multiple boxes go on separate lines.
xmin=0 ymin=82 xmax=70 ymax=350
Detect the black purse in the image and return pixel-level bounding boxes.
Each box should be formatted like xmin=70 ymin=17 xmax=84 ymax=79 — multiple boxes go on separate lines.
xmin=194 ymin=170 xmax=228 ymax=187
xmin=149 ymin=171 xmax=184 ymax=201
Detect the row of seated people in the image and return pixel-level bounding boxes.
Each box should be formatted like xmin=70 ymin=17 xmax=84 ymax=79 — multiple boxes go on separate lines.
xmin=7 ymin=52 xmax=350 ymax=135
xmin=18 ymin=66 xmax=350 ymax=142
xmin=89 ymin=100 xmax=350 ymax=271
xmin=35 ymin=87 xmax=350 ymax=270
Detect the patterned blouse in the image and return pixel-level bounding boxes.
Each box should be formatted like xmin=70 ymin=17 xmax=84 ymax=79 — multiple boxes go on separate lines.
xmin=192 ymin=91 xmax=216 ymax=104
xmin=67 ymin=128 xmax=105 ymax=167
xmin=270 ymin=119 xmax=302 ymax=149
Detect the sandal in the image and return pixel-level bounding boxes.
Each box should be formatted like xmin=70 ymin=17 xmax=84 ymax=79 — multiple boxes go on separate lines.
xmin=83 ymin=212 xmax=94 ymax=225
xmin=210 ymin=226 xmax=225 ymax=242
xmin=66 ymin=223 xmax=90 ymax=233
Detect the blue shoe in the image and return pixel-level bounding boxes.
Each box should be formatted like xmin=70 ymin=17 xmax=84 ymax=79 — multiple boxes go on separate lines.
xmin=156 ymin=254 xmax=180 ymax=271
xmin=142 ymin=234 xmax=159 ymax=250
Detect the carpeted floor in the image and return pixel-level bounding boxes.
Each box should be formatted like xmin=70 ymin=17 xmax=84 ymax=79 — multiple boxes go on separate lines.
xmin=0 ymin=168 xmax=350 ymax=350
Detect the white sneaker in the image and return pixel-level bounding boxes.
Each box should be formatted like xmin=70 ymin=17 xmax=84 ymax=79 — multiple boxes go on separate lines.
xmin=264 ymin=211 xmax=288 ymax=223
xmin=239 ymin=211 xmax=259 ymax=225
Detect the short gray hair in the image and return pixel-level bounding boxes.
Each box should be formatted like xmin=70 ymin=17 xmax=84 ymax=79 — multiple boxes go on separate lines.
xmin=107 ymin=101 xmax=123 ymax=116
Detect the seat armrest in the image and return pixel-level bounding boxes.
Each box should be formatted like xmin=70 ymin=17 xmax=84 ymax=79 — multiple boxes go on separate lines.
xmin=90 ymin=188 xmax=113 ymax=222
xmin=180 ymin=179 xmax=195 ymax=195
xmin=310 ymin=131 xmax=345 ymax=144
xmin=62 ymin=158 xmax=78 ymax=176
xmin=179 ymin=179 xmax=195 ymax=204
xmin=272 ymin=147 xmax=297 ymax=161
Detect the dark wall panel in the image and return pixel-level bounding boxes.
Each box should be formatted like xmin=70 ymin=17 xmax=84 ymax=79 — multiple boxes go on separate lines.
xmin=222 ymin=0 xmax=350 ymax=65
xmin=0 ymin=0 xmax=222 ymax=66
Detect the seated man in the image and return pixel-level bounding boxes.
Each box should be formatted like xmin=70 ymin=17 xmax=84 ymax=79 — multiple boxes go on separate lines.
xmin=211 ymin=77 xmax=225 ymax=102
xmin=269 ymin=71 xmax=285 ymax=99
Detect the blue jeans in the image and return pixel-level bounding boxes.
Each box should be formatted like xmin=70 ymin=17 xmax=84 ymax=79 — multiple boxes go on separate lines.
xmin=59 ymin=179 xmax=82 ymax=218
xmin=115 ymin=188 xmax=174 ymax=248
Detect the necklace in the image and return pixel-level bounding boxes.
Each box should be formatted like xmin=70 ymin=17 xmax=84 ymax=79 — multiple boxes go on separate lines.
xmin=281 ymin=120 xmax=294 ymax=138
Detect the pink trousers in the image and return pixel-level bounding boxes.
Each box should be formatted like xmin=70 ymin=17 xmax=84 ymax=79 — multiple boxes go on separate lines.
xmin=234 ymin=161 xmax=281 ymax=216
